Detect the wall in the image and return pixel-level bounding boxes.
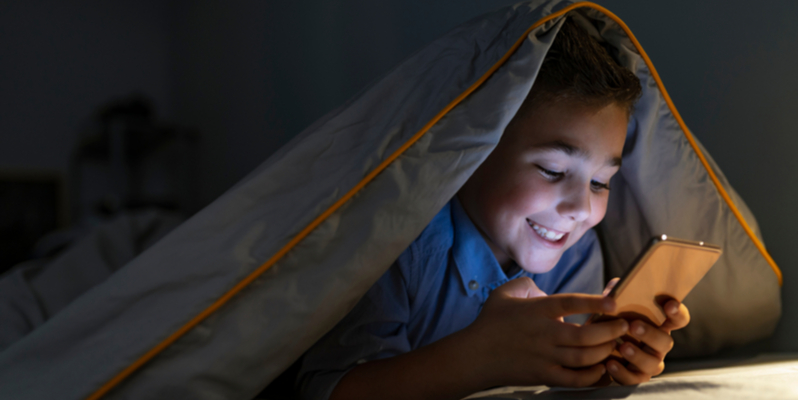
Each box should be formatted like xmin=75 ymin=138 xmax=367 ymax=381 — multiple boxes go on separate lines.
xmin=0 ymin=0 xmax=173 ymax=176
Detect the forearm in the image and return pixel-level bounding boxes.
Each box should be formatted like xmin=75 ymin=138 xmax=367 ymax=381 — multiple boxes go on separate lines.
xmin=329 ymin=327 xmax=495 ymax=400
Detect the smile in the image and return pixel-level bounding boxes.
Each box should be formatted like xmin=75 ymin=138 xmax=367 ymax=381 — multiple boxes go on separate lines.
xmin=526 ymin=220 xmax=565 ymax=242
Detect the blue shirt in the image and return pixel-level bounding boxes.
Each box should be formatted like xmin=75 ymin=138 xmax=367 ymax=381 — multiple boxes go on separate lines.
xmin=297 ymin=197 xmax=604 ymax=399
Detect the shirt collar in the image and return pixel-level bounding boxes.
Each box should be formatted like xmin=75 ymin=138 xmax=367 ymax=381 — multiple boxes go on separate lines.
xmin=450 ymin=197 xmax=522 ymax=297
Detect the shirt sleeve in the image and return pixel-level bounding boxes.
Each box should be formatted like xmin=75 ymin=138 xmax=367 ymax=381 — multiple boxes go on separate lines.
xmin=296 ymin=256 xmax=413 ymax=400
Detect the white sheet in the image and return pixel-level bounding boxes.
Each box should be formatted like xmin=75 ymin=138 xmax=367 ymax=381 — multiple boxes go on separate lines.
xmin=464 ymin=354 xmax=797 ymax=400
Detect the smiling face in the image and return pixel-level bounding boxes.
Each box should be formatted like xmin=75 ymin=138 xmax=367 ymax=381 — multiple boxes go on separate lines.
xmin=457 ymin=102 xmax=628 ymax=273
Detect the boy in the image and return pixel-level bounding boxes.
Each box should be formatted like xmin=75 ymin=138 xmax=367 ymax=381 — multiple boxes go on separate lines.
xmin=298 ymin=17 xmax=690 ymax=400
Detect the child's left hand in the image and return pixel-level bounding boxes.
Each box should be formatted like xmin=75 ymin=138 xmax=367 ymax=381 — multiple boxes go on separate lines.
xmin=601 ymin=278 xmax=691 ymax=385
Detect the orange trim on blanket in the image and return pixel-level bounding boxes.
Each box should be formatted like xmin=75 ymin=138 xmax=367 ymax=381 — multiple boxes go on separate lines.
xmin=576 ymin=3 xmax=783 ymax=286
xmin=86 ymin=3 xmax=781 ymax=399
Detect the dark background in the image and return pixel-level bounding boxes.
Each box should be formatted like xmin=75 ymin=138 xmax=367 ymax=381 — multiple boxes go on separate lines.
xmin=0 ymin=1 xmax=796 ymax=351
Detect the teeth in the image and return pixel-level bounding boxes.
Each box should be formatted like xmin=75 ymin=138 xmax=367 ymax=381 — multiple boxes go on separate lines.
xmin=528 ymin=221 xmax=565 ymax=242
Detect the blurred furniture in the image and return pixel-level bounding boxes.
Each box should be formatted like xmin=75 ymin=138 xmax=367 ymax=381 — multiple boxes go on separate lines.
xmin=70 ymin=94 xmax=200 ymax=224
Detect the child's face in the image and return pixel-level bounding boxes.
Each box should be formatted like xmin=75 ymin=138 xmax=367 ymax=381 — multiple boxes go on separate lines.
xmin=458 ymin=102 xmax=627 ymax=273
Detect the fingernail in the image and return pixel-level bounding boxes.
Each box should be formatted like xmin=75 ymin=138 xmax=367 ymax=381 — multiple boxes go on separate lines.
xmin=620 ymin=320 xmax=629 ymax=332
xmin=635 ymin=324 xmax=646 ymax=336
xmin=609 ymin=363 xmax=618 ymax=373
xmin=623 ymin=346 xmax=635 ymax=357
xmin=603 ymin=299 xmax=615 ymax=312
xmin=668 ymin=304 xmax=679 ymax=315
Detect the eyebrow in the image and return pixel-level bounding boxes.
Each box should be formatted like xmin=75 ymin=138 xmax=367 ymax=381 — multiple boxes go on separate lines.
xmin=532 ymin=140 xmax=622 ymax=167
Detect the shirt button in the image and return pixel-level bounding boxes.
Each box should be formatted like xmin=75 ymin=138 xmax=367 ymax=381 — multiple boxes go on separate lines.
xmin=468 ymin=280 xmax=479 ymax=290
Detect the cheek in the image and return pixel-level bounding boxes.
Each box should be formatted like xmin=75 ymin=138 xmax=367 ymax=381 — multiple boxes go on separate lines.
xmin=507 ymin=170 xmax=558 ymax=210
xmin=479 ymin=171 xmax=541 ymax=214
xmin=588 ymin=194 xmax=610 ymax=227
xmin=503 ymin=183 xmax=555 ymax=217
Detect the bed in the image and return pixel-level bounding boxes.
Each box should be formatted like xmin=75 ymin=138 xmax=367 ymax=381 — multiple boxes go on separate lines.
xmin=464 ymin=353 xmax=797 ymax=400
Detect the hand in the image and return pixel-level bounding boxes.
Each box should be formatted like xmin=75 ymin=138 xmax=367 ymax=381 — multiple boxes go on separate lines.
xmin=601 ymin=278 xmax=691 ymax=384
xmin=465 ymin=277 xmax=629 ymax=388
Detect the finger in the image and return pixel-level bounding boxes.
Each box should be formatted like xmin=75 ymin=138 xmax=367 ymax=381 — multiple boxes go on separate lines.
xmin=618 ymin=341 xmax=665 ymax=377
xmin=659 ymin=301 xmax=690 ymax=333
xmin=603 ymin=278 xmax=620 ymax=297
xmin=554 ymin=341 xmax=617 ymax=368
xmin=496 ymin=277 xmax=547 ymax=299
xmin=607 ymin=359 xmax=651 ymax=385
xmin=548 ymin=364 xmax=607 ymax=387
xmin=536 ymin=293 xmax=616 ymax=319
xmin=628 ymin=320 xmax=674 ymax=356
xmin=555 ymin=319 xmax=629 ymax=347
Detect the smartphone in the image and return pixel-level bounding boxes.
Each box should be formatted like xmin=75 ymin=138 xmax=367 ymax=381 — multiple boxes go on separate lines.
xmin=588 ymin=235 xmax=722 ymax=327
xmin=585 ymin=235 xmax=721 ymax=362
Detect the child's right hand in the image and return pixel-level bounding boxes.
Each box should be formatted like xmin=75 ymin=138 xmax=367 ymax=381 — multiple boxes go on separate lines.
xmin=465 ymin=277 xmax=628 ymax=388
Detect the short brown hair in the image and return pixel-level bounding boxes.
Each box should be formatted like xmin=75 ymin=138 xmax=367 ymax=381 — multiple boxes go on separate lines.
xmin=523 ymin=16 xmax=641 ymax=115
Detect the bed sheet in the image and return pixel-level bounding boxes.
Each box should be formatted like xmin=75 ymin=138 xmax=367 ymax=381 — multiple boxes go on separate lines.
xmin=464 ymin=353 xmax=797 ymax=400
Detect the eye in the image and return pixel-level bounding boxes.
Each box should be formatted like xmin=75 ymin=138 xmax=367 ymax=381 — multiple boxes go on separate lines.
xmin=536 ymin=165 xmax=564 ymax=181
xmin=591 ymin=180 xmax=611 ymax=191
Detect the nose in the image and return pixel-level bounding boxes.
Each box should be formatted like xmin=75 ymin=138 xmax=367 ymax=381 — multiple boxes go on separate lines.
xmin=556 ymin=180 xmax=591 ymax=222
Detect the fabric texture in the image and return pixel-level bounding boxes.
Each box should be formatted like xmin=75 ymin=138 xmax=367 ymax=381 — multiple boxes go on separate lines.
xmin=296 ymin=197 xmax=603 ymax=399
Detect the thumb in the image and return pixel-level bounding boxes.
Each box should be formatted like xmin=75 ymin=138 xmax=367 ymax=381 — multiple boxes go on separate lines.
xmin=495 ymin=277 xmax=547 ymax=299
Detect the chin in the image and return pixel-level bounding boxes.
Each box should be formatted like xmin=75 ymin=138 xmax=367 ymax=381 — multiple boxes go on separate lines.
xmin=518 ymin=257 xmax=560 ymax=274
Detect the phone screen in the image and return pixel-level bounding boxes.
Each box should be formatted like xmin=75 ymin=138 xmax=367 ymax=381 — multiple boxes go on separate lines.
xmin=589 ymin=235 xmax=721 ymax=327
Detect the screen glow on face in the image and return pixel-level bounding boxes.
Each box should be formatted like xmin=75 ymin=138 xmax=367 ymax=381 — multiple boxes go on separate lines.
xmin=458 ymin=102 xmax=627 ymax=273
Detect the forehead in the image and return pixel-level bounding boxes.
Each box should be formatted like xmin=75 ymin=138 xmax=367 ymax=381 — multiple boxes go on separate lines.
xmin=506 ymin=102 xmax=628 ymax=160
